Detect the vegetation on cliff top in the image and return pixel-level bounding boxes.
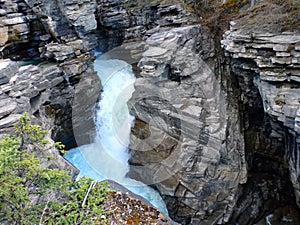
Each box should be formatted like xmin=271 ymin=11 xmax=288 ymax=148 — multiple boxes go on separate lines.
xmin=192 ymin=0 xmax=300 ymax=33
xmin=0 ymin=113 xmax=112 ymax=224
xmin=0 ymin=114 xmax=172 ymax=224
xmin=236 ymin=0 xmax=300 ymax=33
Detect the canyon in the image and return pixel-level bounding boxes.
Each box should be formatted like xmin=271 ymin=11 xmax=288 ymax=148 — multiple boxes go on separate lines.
xmin=0 ymin=0 xmax=300 ymax=224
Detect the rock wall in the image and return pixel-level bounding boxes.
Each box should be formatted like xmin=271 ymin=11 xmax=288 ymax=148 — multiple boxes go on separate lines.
xmin=2 ymin=0 xmax=300 ymax=224
xmin=126 ymin=24 xmax=247 ymax=224
xmin=96 ymin=0 xmax=197 ymax=51
xmin=222 ymin=22 xmax=300 ymax=224
xmin=96 ymin=1 xmax=249 ymax=224
xmin=102 ymin=1 xmax=300 ymax=223
xmin=0 ymin=0 xmax=100 ymax=169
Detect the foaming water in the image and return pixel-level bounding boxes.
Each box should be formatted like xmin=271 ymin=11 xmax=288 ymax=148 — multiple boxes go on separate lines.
xmin=64 ymin=57 xmax=168 ymax=215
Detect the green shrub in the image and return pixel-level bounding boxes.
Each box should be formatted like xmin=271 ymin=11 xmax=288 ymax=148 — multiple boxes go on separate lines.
xmin=0 ymin=113 xmax=112 ymax=225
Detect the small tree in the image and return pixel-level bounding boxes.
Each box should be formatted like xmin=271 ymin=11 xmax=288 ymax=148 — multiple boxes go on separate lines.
xmin=0 ymin=113 xmax=111 ymax=225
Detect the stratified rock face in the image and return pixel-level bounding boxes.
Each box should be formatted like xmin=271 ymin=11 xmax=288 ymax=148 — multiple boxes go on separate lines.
xmin=0 ymin=0 xmax=101 ymax=169
xmin=128 ymin=25 xmax=247 ymax=224
xmin=0 ymin=55 xmax=100 ymax=166
xmin=222 ymin=22 xmax=300 ymax=223
xmin=96 ymin=0 xmax=197 ymax=51
xmin=0 ymin=0 xmax=98 ymax=59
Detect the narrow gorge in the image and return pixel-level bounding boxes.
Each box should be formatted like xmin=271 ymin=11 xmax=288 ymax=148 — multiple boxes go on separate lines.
xmin=0 ymin=0 xmax=300 ymax=224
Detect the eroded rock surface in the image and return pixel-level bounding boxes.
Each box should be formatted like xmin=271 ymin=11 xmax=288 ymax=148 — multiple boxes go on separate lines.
xmin=222 ymin=22 xmax=300 ymax=224
xmin=127 ymin=25 xmax=247 ymax=224
xmin=0 ymin=55 xmax=100 ymax=167
xmin=0 ymin=0 xmax=98 ymax=59
xmin=2 ymin=0 xmax=300 ymax=224
xmin=0 ymin=0 xmax=101 ymax=169
xmin=96 ymin=0 xmax=197 ymax=51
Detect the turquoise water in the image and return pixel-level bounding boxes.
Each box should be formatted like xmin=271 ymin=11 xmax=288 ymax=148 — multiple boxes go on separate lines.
xmin=64 ymin=57 xmax=168 ymax=215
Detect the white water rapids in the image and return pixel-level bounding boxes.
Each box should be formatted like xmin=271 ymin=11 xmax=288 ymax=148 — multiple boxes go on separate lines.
xmin=64 ymin=56 xmax=168 ymax=215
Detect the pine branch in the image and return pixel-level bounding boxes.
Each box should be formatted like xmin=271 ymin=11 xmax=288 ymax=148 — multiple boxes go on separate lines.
xmin=81 ymin=181 xmax=96 ymax=208
xmin=39 ymin=201 xmax=49 ymax=225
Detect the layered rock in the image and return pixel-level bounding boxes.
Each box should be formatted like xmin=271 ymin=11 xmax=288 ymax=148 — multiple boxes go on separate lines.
xmin=96 ymin=0 xmax=197 ymax=51
xmin=0 ymin=0 xmax=186 ymax=222
xmin=127 ymin=25 xmax=247 ymax=224
xmin=0 ymin=0 xmax=101 ymax=168
xmin=2 ymin=0 xmax=300 ymax=224
xmin=0 ymin=54 xmax=100 ymax=165
xmin=0 ymin=0 xmax=98 ymax=59
xmin=222 ymin=22 xmax=300 ymax=223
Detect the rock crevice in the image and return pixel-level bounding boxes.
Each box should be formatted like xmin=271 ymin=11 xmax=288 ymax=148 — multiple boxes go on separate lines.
xmin=222 ymin=21 xmax=300 ymax=224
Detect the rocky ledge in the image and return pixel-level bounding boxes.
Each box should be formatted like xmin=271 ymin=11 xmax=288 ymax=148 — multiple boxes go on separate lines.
xmin=0 ymin=0 xmax=103 ymax=174
xmin=103 ymin=180 xmax=179 ymax=225
xmin=222 ymin=21 xmax=300 ymax=223
xmin=96 ymin=0 xmax=198 ymax=50
xmin=222 ymin=23 xmax=300 ymax=82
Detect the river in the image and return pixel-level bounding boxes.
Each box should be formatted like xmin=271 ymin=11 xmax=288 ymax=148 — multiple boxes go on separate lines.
xmin=64 ymin=55 xmax=168 ymax=215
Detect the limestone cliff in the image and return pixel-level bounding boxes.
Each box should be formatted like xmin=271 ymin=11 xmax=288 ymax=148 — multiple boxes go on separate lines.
xmin=127 ymin=25 xmax=247 ymax=224
xmin=97 ymin=1 xmax=247 ymax=224
xmin=0 ymin=0 xmax=100 ymax=170
xmin=1 ymin=0 xmax=300 ymax=224
xmin=222 ymin=22 xmax=300 ymax=224
xmin=96 ymin=0 xmax=197 ymax=50
xmin=97 ymin=0 xmax=300 ymax=224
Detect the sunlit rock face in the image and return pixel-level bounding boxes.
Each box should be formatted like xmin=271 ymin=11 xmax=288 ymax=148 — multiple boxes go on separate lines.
xmin=222 ymin=22 xmax=300 ymax=224
xmin=127 ymin=25 xmax=247 ymax=224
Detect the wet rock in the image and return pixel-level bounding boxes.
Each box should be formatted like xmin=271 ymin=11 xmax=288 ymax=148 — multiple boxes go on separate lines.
xmin=72 ymin=67 xmax=101 ymax=147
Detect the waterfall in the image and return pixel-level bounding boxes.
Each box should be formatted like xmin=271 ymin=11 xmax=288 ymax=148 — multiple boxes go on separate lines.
xmin=62 ymin=70 xmax=71 ymax=87
xmin=64 ymin=56 xmax=168 ymax=215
